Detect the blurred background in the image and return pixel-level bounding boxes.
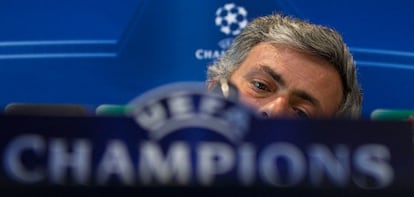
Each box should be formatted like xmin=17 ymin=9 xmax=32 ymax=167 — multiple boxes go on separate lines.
xmin=0 ymin=0 xmax=413 ymax=118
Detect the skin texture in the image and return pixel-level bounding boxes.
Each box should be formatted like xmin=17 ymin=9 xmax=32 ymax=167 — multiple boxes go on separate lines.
xmin=229 ymin=42 xmax=343 ymax=119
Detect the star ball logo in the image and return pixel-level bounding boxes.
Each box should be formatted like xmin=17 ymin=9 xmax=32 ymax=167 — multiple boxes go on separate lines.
xmin=215 ymin=3 xmax=248 ymax=36
xmin=194 ymin=3 xmax=248 ymax=60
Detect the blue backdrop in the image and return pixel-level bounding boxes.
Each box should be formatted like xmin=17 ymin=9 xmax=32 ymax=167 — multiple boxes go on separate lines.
xmin=0 ymin=0 xmax=413 ymax=118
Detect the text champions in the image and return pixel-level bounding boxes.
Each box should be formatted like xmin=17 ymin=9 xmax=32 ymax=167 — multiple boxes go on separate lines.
xmin=3 ymin=134 xmax=392 ymax=189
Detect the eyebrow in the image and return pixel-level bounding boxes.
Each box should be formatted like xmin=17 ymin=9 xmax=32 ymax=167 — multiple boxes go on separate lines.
xmin=292 ymin=90 xmax=321 ymax=108
xmin=260 ymin=65 xmax=285 ymax=86
xmin=260 ymin=65 xmax=321 ymax=108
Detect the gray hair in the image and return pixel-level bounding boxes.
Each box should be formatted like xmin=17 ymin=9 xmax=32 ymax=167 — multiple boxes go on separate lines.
xmin=207 ymin=13 xmax=362 ymax=118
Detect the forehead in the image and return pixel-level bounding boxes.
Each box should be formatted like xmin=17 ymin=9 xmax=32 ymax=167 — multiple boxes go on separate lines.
xmin=235 ymin=42 xmax=343 ymax=115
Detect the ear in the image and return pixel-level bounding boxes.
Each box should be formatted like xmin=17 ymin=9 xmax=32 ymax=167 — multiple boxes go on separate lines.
xmin=207 ymin=80 xmax=217 ymax=90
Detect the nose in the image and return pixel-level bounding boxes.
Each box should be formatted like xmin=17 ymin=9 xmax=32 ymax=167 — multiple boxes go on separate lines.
xmin=258 ymin=96 xmax=291 ymax=118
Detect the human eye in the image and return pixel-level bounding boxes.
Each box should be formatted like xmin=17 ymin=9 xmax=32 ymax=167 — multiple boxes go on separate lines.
xmin=250 ymin=80 xmax=272 ymax=92
xmin=293 ymin=108 xmax=309 ymax=119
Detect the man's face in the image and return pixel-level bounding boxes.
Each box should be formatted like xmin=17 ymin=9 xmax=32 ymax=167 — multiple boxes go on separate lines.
xmin=230 ymin=43 xmax=343 ymax=119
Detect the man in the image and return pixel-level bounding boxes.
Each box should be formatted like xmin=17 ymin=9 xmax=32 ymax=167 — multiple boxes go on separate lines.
xmin=207 ymin=13 xmax=362 ymax=119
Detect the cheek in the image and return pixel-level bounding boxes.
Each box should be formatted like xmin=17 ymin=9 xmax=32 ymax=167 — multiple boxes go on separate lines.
xmin=237 ymin=93 xmax=262 ymax=111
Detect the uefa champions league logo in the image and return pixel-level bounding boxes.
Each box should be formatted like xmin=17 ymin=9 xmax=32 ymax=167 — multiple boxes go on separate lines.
xmin=128 ymin=82 xmax=252 ymax=143
xmin=194 ymin=3 xmax=248 ymax=60
xmin=215 ymin=3 xmax=248 ymax=36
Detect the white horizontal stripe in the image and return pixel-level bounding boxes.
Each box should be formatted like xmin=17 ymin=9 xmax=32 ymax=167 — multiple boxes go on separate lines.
xmin=351 ymin=47 xmax=414 ymax=58
xmin=356 ymin=61 xmax=414 ymax=70
xmin=0 ymin=53 xmax=117 ymax=59
xmin=0 ymin=40 xmax=117 ymax=46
